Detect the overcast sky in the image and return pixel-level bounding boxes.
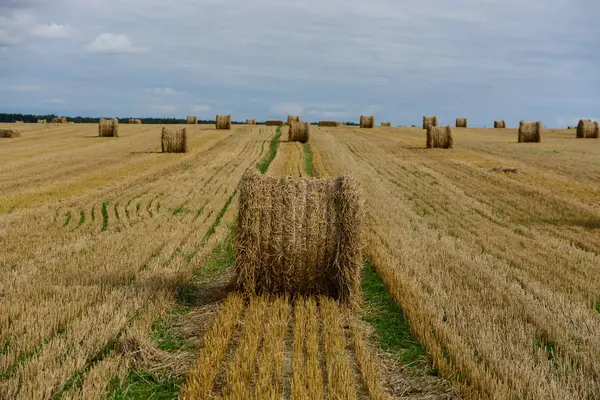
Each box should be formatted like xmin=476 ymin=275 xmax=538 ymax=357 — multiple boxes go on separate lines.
xmin=0 ymin=0 xmax=598 ymax=126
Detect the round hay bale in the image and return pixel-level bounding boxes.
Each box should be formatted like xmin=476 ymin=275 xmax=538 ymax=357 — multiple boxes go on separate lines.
xmin=318 ymin=121 xmax=339 ymax=127
xmin=456 ymin=118 xmax=467 ymax=128
xmin=426 ymin=125 xmax=453 ymax=149
xmin=576 ymin=119 xmax=599 ymax=139
xmin=246 ymin=119 xmax=256 ymax=125
xmin=381 ymin=122 xmax=391 ymax=127
xmin=494 ymin=120 xmax=506 ymax=128
xmin=186 ymin=116 xmax=198 ymax=125
xmin=287 ymin=115 xmax=300 ymax=125
xmin=51 ymin=117 xmax=68 ymax=124
xmin=360 ymin=115 xmax=374 ymax=128
xmin=98 ymin=118 xmax=119 ymax=137
xmin=289 ymin=120 xmax=310 ymax=143
xmin=161 ymin=127 xmax=188 ymax=153
xmin=423 ymin=116 xmax=438 ymax=130
xmin=518 ymin=121 xmax=542 ymax=143
xmin=128 ymin=119 xmax=142 ymax=124
xmin=216 ymin=115 xmax=232 ymax=130
xmin=265 ymin=120 xmax=284 ymax=127
xmin=236 ymin=170 xmax=364 ymax=305
xmin=0 ymin=129 xmax=21 ymax=138
xmin=37 ymin=120 xmax=47 ymax=124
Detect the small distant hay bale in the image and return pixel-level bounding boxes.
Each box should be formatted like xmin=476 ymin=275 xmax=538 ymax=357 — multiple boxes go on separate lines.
xmin=518 ymin=121 xmax=542 ymax=143
xmin=318 ymin=121 xmax=339 ymax=127
xmin=381 ymin=122 xmax=391 ymax=127
xmin=161 ymin=127 xmax=188 ymax=153
xmin=360 ymin=115 xmax=374 ymax=128
xmin=426 ymin=125 xmax=453 ymax=149
xmin=51 ymin=117 xmax=68 ymax=124
xmin=289 ymin=120 xmax=310 ymax=143
xmin=15 ymin=120 xmax=24 ymax=124
xmin=456 ymin=118 xmax=467 ymax=128
xmin=494 ymin=120 xmax=506 ymax=128
xmin=0 ymin=129 xmax=21 ymax=138
xmin=246 ymin=119 xmax=256 ymax=125
xmin=37 ymin=120 xmax=47 ymax=124
xmin=186 ymin=116 xmax=198 ymax=125
xmin=576 ymin=119 xmax=599 ymax=139
xmin=216 ymin=115 xmax=232 ymax=130
xmin=236 ymin=170 xmax=364 ymax=305
xmin=423 ymin=116 xmax=438 ymax=130
xmin=287 ymin=115 xmax=300 ymax=125
xmin=339 ymin=122 xmax=347 ymax=126
xmin=265 ymin=120 xmax=284 ymax=126
xmin=98 ymin=118 xmax=119 ymax=137
xmin=128 ymin=119 xmax=142 ymax=124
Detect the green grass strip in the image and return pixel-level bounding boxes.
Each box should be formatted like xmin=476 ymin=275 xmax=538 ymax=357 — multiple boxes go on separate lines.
xmin=301 ymin=142 xmax=314 ymax=177
xmin=101 ymin=201 xmax=110 ymax=231
xmin=256 ymin=126 xmax=281 ymax=174
xmin=62 ymin=211 xmax=72 ymax=227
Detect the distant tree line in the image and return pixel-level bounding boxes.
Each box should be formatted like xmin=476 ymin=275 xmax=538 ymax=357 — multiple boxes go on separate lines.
xmin=0 ymin=113 xmax=360 ymax=126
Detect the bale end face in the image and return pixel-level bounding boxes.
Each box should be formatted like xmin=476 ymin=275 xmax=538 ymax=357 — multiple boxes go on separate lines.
xmin=576 ymin=119 xmax=599 ymax=139
xmin=98 ymin=118 xmax=119 ymax=137
xmin=216 ymin=115 xmax=232 ymax=130
xmin=235 ymin=170 xmax=364 ymax=306
xmin=423 ymin=116 xmax=438 ymax=130
xmin=494 ymin=120 xmax=506 ymax=128
xmin=360 ymin=115 xmax=374 ymax=128
xmin=161 ymin=127 xmax=189 ymax=153
xmin=426 ymin=125 xmax=453 ymax=149
xmin=518 ymin=121 xmax=542 ymax=143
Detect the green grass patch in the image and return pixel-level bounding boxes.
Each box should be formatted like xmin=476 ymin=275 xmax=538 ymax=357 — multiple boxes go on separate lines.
xmin=202 ymin=190 xmax=237 ymax=242
xmin=125 ymin=199 xmax=132 ymax=219
xmin=193 ymin=205 xmax=206 ymax=221
xmin=172 ymin=206 xmax=190 ymax=216
xmin=63 ymin=211 xmax=72 ymax=227
xmin=101 ymin=201 xmax=110 ymax=231
xmin=114 ymin=202 xmax=120 ymax=221
xmin=361 ymin=260 xmax=430 ymax=372
xmin=91 ymin=206 xmax=95 ymax=222
xmin=256 ymin=127 xmax=281 ymax=174
xmin=108 ymin=372 xmax=184 ymax=400
xmin=72 ymin=210 xmax=85 ymax=231
xmin=595 ymin=301 xmax=600 ymax=313
xmin=136 ymin=203 xmax=141 ymax=216
xmin=301 ymin=142 xmax=314 ymax=177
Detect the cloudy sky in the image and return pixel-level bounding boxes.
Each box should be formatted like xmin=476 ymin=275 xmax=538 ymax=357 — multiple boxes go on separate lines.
xmin=0 ymin=0 xmax=598 ymax=126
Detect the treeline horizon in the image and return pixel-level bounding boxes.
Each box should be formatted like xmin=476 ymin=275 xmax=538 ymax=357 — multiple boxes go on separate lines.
xmin=0 ymin=113 xmax=359 ymax=126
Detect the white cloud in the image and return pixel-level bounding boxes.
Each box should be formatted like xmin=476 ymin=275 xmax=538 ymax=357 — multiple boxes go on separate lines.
xmin=145 ymin=87 xmax=180 ymax=96
xmin=31 ymin=23 xmax=71 ymax=38
xmin=191 ymin=105 xmax=211 ymax=112
xmin=150 ymin=105 xmax=176 ymax=113
xmin=87 ymin=33 xmax=149 ymax=54
xmin=271 ymin=102 xmax=304 ymax=115
xmin=6 ymin=84 xmax=44 ymax=92
xmin=0 ymin=29 xmax=23 ymax=46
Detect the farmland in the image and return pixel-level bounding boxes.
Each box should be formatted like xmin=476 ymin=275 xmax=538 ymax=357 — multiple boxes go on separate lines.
xmin=1 ymin=122 xmax=600 ymax=399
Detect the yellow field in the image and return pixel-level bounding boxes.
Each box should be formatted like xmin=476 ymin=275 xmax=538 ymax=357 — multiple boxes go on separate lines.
xmin=1 ymin=123 xmax=599 ymax=399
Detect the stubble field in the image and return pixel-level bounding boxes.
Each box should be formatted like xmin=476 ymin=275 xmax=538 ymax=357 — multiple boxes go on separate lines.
xmin=1 ymin=122 xmax=599 ymax=399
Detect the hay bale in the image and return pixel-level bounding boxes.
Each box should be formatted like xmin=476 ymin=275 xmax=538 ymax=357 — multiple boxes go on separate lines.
xmin=339 ymin=122 xmax=347 ymax=126
xmin=216 ymin=115 xmax=232 ymax=130
xmin=494 ymin=120 xmax=506 ymax=128
xmin=423 ymin=116 xmax=438 ymax=130
xmin=456 ymin=118 xmax=467 ymax=128
xmin=287 ymin=115 xmax=300 ymax=125
xmin=318 ymin=121 xmax=339 ymax=127
xmin=265 ymin=120 xmax=284 ymax=127
xmin=360 ymin=115 xmax=374 ymax=128
xmin=518 ymin=121 xmax=542 ymax=143
xmin=128 ymin=119 xmax=142 ymax=124
xmin=161 ymin=127 xmax=188 ymax=153
xmin=289 ymin=120 xmax=310 ymax=143
xmin=186 ymin=116 xmax=198 ymax=125
xmin=0 ymin=129 xmax=21 ymax=138
xmin=246 ymin=119 xmax=256 ymax=125
xmin=37 ymin=120 xmax=47 ymax=124
xmin=15 ymin=120 xmax=24 ymax=124
xmin=426 ymin=125 xmax=453 ymax=149
xmin=381 ymin=122 xmax=391 ymax=127
xmin=98 ymin=118 xmax=119 ymax=137
xmin=235 ymin=170 xmax=364 ymax=305
xmin=576 ymin=119 xmax=599 ymax=139
xmin=51 ymin=117 xmax=68 ymax=124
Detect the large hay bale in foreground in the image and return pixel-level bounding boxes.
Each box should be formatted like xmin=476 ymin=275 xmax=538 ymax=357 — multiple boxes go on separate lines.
xmin=318 ymin=121 xmax=339 ymax=127
xmin=186 ymin=116 xmax=198 ymax=125
xmin=246 ymin=119 xmax=256 ymax=125
xmin=426 ymin=125 xmax=453 ymax=148
xmin=289 ymin=120 xmax=310 ymax=143
xmin=161 ymin=127 xmax=188 ymax=153
xmin=98 ymin=118 xmax=119 ymax=137
xmin=518 ymin=121 xmax=542 ymax=143
xmin=381 ymin=122 xmax=391 ymax=127
xmin=236 ymin=170 xmax=364 ymax=305
xmin=576 ymin=119 xmax=599 ymax=139
xmin=216 ymin=115 xmax=232 ymax=130
xmin=265 ymin=120 xmax=284 ymax=126
xmin=494 ymin=120 xmax=506 ymax=128
xmin=0 ymin=129 xmax=21 ymax=138
xmin=287 ymin=115 xmax=300 ymax=125
xmin=360 ymin=115 xmax=374 ymax=128
xmin=456 ymin=118 xmax=467 ymax=128
xmin=423 ymin=116 xmax=438 ymax=130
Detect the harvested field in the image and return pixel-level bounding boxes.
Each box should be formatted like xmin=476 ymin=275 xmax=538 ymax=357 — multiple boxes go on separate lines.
xmin=2 ymin=121 xmax=600 ymax=399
